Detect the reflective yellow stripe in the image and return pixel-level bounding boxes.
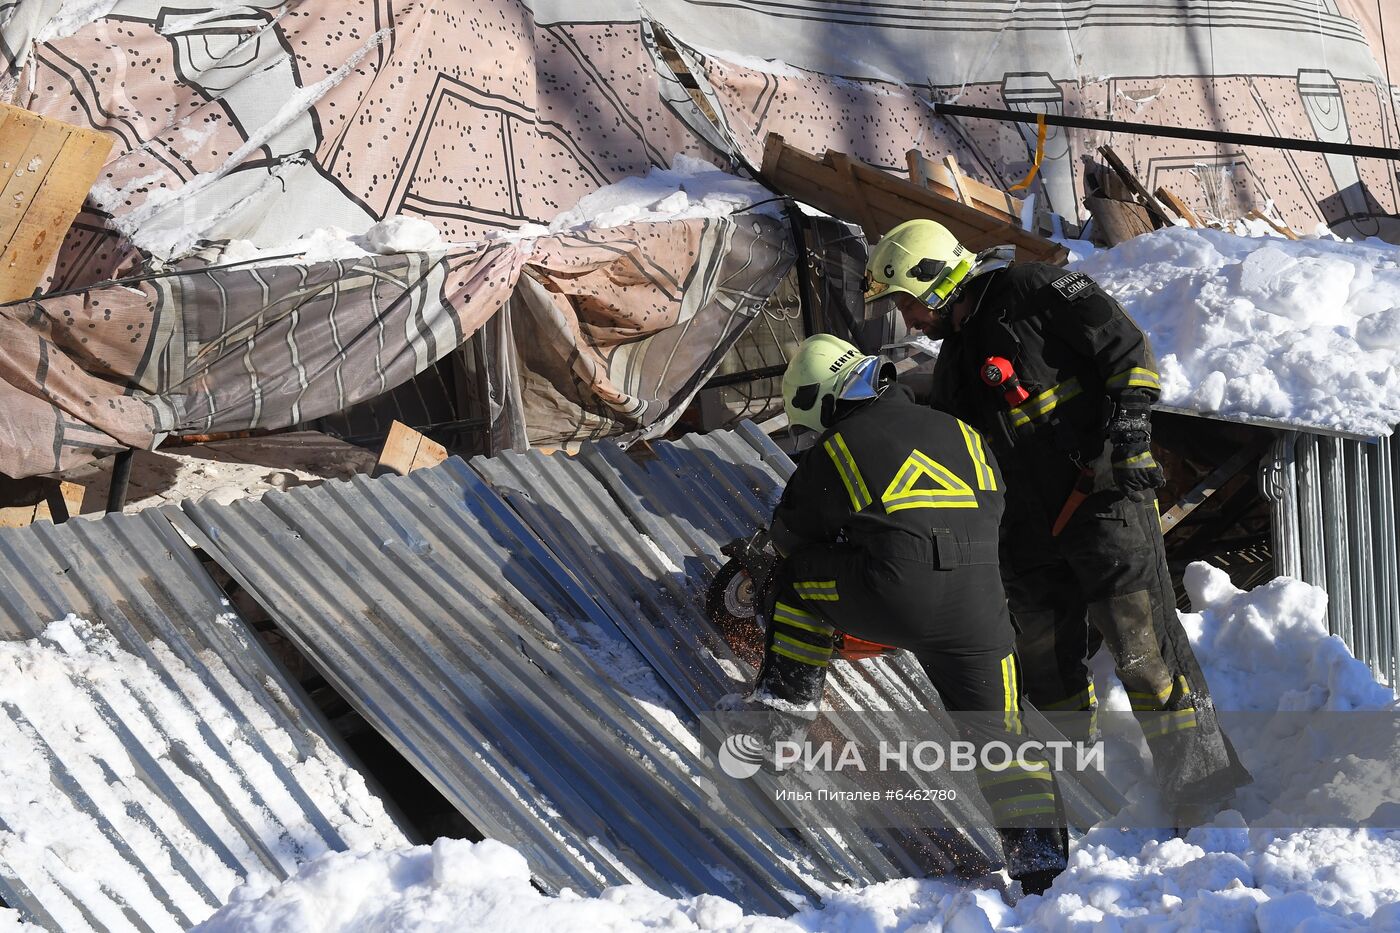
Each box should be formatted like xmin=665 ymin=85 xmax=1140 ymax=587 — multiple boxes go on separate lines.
xmin=1108 ymin=367 xmax=1161 ymax=391
xmin=978 ymin=766 xmax=1054 ymax=788
xmin=1040 ymin=683 xmax=1096 ymax=711
xmin=773 ymin=636 xmax=832 ymax=666
xmin=1009 ymin=378 xmax=1083 ymax=428
xmin=794 ymin=580 xmax=839 ymax=602
xmin=1126 ymin=680 xmax=1174 ymax=709
xmin=825 ymin=433 xmax=872 ymax=512
xmin=1142 ymin=708 xmax=1199 ymax=739
xmin=1116 ymin=450 xmax=1157 ymax=468
xmin=958 ymin=420 xmax=997 ymax=491
xmin=1001 ymin=654 xmax=1022 ymax=734
xmin=991 ymin=792 xmax=1059 ymax=819
xmin=773 ymin=604 xmax=835 ymax=636
xmin=882 ymin=450 xmax=977 ymax=511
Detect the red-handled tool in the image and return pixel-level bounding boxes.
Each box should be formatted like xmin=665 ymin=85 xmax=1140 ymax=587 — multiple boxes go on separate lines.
xmin=980 ymin=356 xmax=1030 ymax=406
xmin=1051 ymin=467 xmax=1096 ymax=536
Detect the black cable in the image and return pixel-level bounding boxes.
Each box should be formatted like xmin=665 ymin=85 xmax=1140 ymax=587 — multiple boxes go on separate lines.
xmin=930 ymin=102 xmax=1400 ymax=161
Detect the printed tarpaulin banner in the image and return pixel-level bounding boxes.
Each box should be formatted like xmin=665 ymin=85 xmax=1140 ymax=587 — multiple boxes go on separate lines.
xmin=0 ymin=217 xmax=790 ymax=477
xmin=2 ymin=0 xmax=1397 ymax=477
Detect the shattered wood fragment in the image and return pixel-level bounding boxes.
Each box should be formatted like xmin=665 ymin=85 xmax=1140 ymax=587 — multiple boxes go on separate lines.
xmin=377 ymin=420 xmax=449 ymax=476
xmin=1154 ymin=186 xmax=1203 ymax=227
xmin=1084 ymin=195 xmax=1156 ymax=246
xmin=1096 ymin=145 xmax=1174 ymax=229
xmin=1245 ymin=209 xmax=1300 ymax=239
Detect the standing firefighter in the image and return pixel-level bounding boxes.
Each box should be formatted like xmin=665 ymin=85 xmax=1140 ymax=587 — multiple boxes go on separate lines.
xmin=746 ymin=333 xmax=1068 ymax=895
xmin=862 ymin=219 xmax=1250 ymax=821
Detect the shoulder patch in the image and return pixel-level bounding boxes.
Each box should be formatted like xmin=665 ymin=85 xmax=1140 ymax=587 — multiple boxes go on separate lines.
xmin=1048 ymin=271 xmax=1093 ymax=301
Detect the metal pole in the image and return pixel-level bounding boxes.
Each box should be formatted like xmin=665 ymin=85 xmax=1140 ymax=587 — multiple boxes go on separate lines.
xmin=106 ymin=448 xmax=135 ymax=514
xmin=929 ymin=102 xmax=1400 ymax=162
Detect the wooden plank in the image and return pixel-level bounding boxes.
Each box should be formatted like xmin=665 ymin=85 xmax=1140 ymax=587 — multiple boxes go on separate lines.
xmin=0 ymin=119 xmax=68 ymax=248
xmin=905 ymin=149 xmax=928 ymax=189
xmin=0 ymin=103 xmax=114 ymax=303
xmin=376 ymin=420 xmax=449 ymax=476
xmin=1245 ymin=209 xmax=1300 ymax=239
xmin=1154 ymin=186 xmax=1202 ymax=227
xmin=1084 ymin=195 xmax=1156 ymax=246
xmin=1096 ymin=145 xmax=1174 ymax=229
xmin=1159 ymin=444 xmax=1263 ymax=536
xmin=826 ymin=149 xmax=881 ymax=239
xmin=766 ymin=135 xmax=1067 ymax=263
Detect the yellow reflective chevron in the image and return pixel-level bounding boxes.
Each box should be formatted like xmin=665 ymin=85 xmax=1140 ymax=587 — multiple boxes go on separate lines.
xmin=881 ymin=449 xmax=978 ymax=512
xmin=958 ymin=420 xmax=997 ymax=491
xmin=1108 ymin=367 xmax=1161 ymax=391
xmin=824 ymin=432 xmax=872 ymax=511
xmin=1009 ymin=378 xmax=1082 ymax=428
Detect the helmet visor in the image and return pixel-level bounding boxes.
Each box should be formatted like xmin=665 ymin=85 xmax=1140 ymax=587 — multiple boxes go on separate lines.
xmin=836 ymin=355 xmax=883 ymax=402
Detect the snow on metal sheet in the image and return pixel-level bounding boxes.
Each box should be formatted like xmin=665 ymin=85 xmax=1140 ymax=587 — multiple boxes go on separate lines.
xmin=472 ymin=440 xmax=1002 ymax=877
xmin=0 ymin=512 xmax=406 ymax=933
xmin=172 ymin=463 xmax=824 ymax=915
xmin=562 ymin=422 xmax=1123 ymax=828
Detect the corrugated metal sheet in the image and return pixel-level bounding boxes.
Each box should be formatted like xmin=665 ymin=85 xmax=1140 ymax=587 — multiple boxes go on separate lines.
xmin=472 ymin=435 xmax=997 ymax=882
xmin=1263 ymin=431 xmax=1400 ymax=685
xmin=0 ymin=512 xmax=406 ymax=932
xmin=558 ymin=423 xmax=1122 ymax=827
xmin=171 ymin=462 xmax=830 ymax=915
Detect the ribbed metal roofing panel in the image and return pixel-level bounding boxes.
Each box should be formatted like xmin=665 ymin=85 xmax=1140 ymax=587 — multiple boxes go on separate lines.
xmin=172 ymin=462 xmax=824 ymax=915
xmin=566 ymin=422 xmax=1123 ymax=828
xmin=472 ymin=440 xmax=1002 ymax=878
xmin=0 ymin=512 xmax=406 ymax=932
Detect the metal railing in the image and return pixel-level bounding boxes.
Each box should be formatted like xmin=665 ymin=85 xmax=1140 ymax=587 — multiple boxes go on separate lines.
xmin=1261 ymin=431 xmax=1400 ymax=686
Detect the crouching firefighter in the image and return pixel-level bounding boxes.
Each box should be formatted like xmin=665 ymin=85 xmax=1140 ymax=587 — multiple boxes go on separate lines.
xmin=861 ymin=219 xmax=1251 ymax=822
xmin=745 ymin=333 xmax=1069 ymax=895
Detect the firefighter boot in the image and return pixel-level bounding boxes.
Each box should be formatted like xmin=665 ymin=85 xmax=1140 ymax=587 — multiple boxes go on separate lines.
xmin=1000 ymin=826 xmax=1068 ymax=897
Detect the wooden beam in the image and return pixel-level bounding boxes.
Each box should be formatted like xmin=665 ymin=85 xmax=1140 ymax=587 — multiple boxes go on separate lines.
xmin=1096 ymin=145 xmax=1174 ymax=229
xmin=1245 ymin=209 xmax=1300 ymax=240
xmin=767 ymin=135 xmax=1067 ymax=263
xmin=376 ymin=420 xmax=449 ymax=476
xmin=0 ymin=103 xmax=113 ymax=303
xmin=1159 ymin=444 xmax=1264 ymax=536
xmin=1154 ymin=186 xmax=1202 ymax=227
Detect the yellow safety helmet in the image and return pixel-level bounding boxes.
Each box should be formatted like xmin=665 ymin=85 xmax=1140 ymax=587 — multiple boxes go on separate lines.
xmin=782 ymin=334 xmax=891 ymax=432
xmin=863 ymin=219 xmax=975 ymax=310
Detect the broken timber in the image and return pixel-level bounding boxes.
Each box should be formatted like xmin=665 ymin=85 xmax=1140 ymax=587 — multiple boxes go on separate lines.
xmin=762 ymin=133 xmax=1068 ymax=264
xmin=376 ymin=420 xmax=450 ymax=476
xmin=0 ymin=103 xmax=113 ymax=303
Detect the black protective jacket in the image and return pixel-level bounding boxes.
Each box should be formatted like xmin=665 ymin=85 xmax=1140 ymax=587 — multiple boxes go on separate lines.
xmin=773 ymin=383 xmax=1005 ymax=566
xmin=929 ymin=262 xmax=1161 ymax=527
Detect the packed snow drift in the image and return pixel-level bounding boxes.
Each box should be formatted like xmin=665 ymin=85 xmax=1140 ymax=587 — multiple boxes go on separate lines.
xmin=180 ymin=563 xmax=1399 ymax=932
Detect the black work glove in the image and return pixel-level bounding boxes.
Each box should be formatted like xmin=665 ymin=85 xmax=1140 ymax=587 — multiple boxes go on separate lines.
xmin=1107 ymin=401 xmax=1165 ymax=499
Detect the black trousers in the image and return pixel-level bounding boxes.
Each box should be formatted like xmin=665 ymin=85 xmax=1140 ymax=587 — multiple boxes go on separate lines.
xmin=758 ymin=542 xmax=1068 ymax=876
xmin=1001 ymin=489 xmax=1251 ymax=808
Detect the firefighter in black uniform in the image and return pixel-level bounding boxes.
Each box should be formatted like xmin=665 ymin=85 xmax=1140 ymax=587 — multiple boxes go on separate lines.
xmin=862 ymin=219 xmax=1251 ymax=820
xmin=747 ymin=332 xmax=1068 ymax=895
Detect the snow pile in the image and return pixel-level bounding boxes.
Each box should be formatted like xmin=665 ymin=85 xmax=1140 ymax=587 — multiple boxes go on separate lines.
xmin=0 ymin=616 xmax=404 ymax=930
xmin=191 ymin=564 xmax=1400 ymax=931
xmin=539 ymin=154 xmax=781 ymax=234
xmin=210 ymin=157 xmax=775 ymax=267
xmin=1072 ymin=227 xmax=1400 ymax=436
